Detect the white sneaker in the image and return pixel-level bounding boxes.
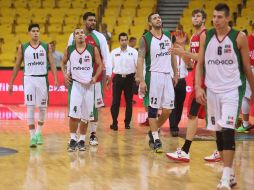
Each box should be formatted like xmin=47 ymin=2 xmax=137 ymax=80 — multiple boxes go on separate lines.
xmin=204 ymin=150 xmax=222 ymax=162
xmin=166 ymin=148 xmax=190 ymax=162
xmin=217 ymin=179 xmax=231 ymax=190
xmin=229 ymin=174 xmax=237 ymax=187
xmin=89 ymin=133 xmax=98 ymax=146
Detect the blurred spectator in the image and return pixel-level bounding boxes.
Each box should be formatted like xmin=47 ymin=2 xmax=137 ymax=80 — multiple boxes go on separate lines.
xmin=49 ymin=40 xmax=63 ymax=69
xmin=129 ymin=37 xmax=137 ymax=48
xmin=101 ymin=23 xmax=112 ymax=50
xmin=242 ymin=29 xmax=248 ymax=36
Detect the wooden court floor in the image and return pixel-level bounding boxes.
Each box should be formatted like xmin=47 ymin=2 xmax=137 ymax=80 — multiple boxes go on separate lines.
xmin=0 ymin=105 xmax=253 ymax=190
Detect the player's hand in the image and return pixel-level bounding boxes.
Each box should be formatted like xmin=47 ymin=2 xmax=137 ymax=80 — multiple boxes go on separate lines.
xmin=170 ymin=44 xmax=185 ymax=56
xmin=139 ymin=81 xmax=147 ymax=94
xmin=173 ymin=75 xmax=178 ymax=87
xmin=195 ymin=86 xmax=206 ymax=105
xmin=105 ymin=75 xmax=111 ymax=90
xmin=90 ymin=77 xmax=97 ymax=84
xmin=64 ymin=73 xmax=72 ymax=88
xmin=135 ymin=76 xmax=141 ymax=85
xmin=8 ymin=84 xmax=13 ymax=95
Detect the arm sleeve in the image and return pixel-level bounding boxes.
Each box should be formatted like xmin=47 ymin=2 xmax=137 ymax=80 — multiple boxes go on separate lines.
xmin=67 ymin=33 xmax=74 ymax=46
xmin=99 ymin=34 xmax=112 ymax=76
xmin=66 ymin=34 xmax=73 ymax=74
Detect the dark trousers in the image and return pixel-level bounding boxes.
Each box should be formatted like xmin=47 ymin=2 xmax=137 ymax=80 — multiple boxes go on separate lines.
xmin=169 ymin=78 xmax=187 ymax=131
xmin=110 ymin=73 xmax=135 ymax=126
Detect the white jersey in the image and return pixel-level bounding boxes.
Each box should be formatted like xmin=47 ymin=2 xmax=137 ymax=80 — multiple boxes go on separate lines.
xmin=68 ymin=44 xmax=94 ymax=84
xmin=22 ymin=42 xmax=48 ymax=76
xmin=204 ymin=28 xmax=245 ymax=93
xmin=68 ymin=30 xmax=112 ymax=76
xmin=143 ymin=31 xmax=173 ymax=75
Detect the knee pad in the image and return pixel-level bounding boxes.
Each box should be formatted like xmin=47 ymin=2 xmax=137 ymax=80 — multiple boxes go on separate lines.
xmin=27 ymin=105 xmax=35 ymax=125
xmin=242 ymin=97 xmax=250 ymax=115
xmin=221 ymin=128 xmax=235 ymax=151
xmin=216 ymin=131 xmax=223 ymax=152
xmin=38 ymin=107 xmax=47 ymax=123
xmin=148 ymin=106 xmax=158 ymax=118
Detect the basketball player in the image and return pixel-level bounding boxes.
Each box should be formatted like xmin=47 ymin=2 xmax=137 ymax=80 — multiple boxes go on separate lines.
xmin=195 ymin=3 xmax=254 ymax=189
xmin=136 ymin=13 xmax=178 ymax=153
xmin=166 ymin=9 xmax=221 ymax=162
xmin=236 ymin=23 xmax=254 ymax=133
xmin=67 ymin=12 xmax=112 ymax=146
xmin=8 ymin=23 xmax=59 ymax=148
xmin=62 ymin=28 xmax=103 ymax=151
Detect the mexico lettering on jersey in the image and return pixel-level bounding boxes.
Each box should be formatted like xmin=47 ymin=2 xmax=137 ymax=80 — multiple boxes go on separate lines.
xmin=204 ymin=28 xmax=246 ymax=93
xmin=69 ymin=31 xmax=103 ymax=81
xmin=143 ymin=31 xmax=173 ymax=74
xmin=248 ymin=34 xmax=254 ymax=66
xmin=68 ymin=44 xmax=95 ymax=84
xmin=22 ymin=42 xmax=48 ymax=76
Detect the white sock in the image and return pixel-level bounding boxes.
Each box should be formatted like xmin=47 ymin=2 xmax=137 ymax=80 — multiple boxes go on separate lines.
xmin=230 ymin=167 xmax=235 ymax=175
xmin=152 ymin=131 xmax=159 ymax=142
xmin=79 ymin=135 xmax=86 ymax=141
xmin=36 ymin=124 xmax=43 ymax=134
xmin=222 ymin=167 xmax=231 ymax=180
xmin=243 ymin=120 xmax=250 ymax=128
xmin=90 ymin=122 xmax=97 ymax=133
xmin=29 ymin=129 xmax=36 ymax=139
xmin=70 ymin=133 xmax=77 ymax=141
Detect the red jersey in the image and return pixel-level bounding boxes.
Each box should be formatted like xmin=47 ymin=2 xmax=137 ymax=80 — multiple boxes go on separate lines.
xmin=248 ymin=34 xmax=254 ymax=66
xmin=85 ymin=35 xmax=104 ymax=82
xmin=190 ymin=29 xmax=206 ymax=65
xmin=189 ymin=29 xmax=206 ymax=86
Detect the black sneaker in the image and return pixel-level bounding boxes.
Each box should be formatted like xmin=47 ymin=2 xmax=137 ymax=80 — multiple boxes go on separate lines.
xmin=154 ymin=139 xmax=163 ymax=153
xmin=148 ymin=130 xmax=154 ymax=149
xmin=77 ymin=140 xmax=86 ymax=151
xmin=68 ymin=139 xmax=77 ymax=152
xmin=110 ymin=124 xmax=118 ymax=131
xmin=89 ymin=132 xmax=98 ymax=146
xmin=125 ymin=125 xmax=131 ymax=129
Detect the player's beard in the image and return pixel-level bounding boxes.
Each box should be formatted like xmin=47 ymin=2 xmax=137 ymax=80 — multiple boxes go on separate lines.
xmin=86 ymin=24 xmax=95 ymax=32
xmin=193 ymin=20 xmax=203 ymax=29
xmin=153 ymin=23 xmax=162 ymax=30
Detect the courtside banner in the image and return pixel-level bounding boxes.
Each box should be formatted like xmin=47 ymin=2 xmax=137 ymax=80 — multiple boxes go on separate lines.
xmin=0 ymin=70 xmax=67 ymax=105
xmin=0 ymin=70 xmax=190 ymax=106
xmin=0 ymin=70 xmax=253 ymax=116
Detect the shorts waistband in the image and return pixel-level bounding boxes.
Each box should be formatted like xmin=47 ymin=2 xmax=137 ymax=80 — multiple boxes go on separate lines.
xmin=25 ymin=74 xmax=47 ymax=77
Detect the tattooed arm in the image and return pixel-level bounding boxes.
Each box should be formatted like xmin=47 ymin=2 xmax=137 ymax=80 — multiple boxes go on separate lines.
xmin=136 ymin=37 xmax=147 ymax=94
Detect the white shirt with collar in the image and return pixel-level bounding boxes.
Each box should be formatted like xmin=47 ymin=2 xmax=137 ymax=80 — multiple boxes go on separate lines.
xmin=111 ymin=46 xmax=138 ymax=75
